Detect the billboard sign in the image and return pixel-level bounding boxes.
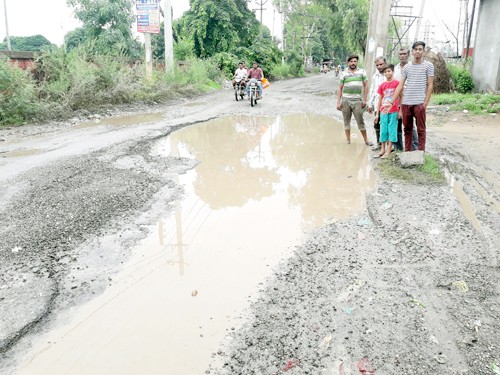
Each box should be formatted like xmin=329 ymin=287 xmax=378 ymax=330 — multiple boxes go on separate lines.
xmin=136 ymin=0 xmax=161 ymax=34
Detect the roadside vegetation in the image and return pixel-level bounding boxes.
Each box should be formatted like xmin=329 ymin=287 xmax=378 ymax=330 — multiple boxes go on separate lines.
xmin=378 ymin=154 xmax=446 ymax=185
xmin=0 ymin=0 xmax=371 ymax=126
xmin=432 ymin=93 xmax=500 ymax=114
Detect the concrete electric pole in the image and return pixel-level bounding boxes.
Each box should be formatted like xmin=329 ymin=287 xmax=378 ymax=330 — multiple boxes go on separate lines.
xmin=3 ymin=0 xmax=11 ymax=50
xmin=413 ymin=0 xmax=426 ymax=42
xmin=364 ymin=0 xmax=392 ymax=82
xmin=164 ymin=0 xmax=174 ymax=72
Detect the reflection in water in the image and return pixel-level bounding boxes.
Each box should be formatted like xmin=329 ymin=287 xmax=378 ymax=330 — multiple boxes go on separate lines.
xmin=165 ymin=114 xmax=375 ymax=228
xmin=77 ymin=112 xmax=164 ymax=128
xmin=16 ymin=114 xmax=376 ymax=375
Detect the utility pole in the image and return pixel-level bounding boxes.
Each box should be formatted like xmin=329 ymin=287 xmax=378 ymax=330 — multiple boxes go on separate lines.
xmin=464 ymin=0 xmax=477 ymax=63
xmin=414 ymin=0 xmax=426 ymax=41
xmin=144 ymin=33 xmax=153 ymax=77
xmin=3 ymin=0 xmax=11 ymax=50
xmin=248 ymin=0 xmax=268 ymax=24
xmin=164 ymin=0 xmax=174 ymax=72
xmin=365 ymin=0 xmax=392 ymax=82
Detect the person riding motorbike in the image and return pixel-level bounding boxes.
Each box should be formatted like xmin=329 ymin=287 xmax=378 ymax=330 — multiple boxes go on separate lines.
xmin=232 ymin=61 xmax=247 ymax=91
xmin=246 ymin=61 xmax=264 ymax=98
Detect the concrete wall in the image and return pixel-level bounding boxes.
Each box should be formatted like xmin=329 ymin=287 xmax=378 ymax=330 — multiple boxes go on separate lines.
xmin=471 ymin=0 xmax=500 ymax=93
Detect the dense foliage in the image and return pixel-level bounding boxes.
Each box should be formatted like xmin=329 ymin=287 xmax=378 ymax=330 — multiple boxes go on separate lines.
xmin=448 ymin=64 xmax=474 ymax=93
xmin=0 ymin=57 xmax=39 ymax=125
xmin=276 ymin=0 xmax=369 ymax=65
xmin=65 ymin=0 xmax=142 ymax=57
xmin=0 ymin=35 xmax=54 ymax=51
xmin=171 ymin=0 xmax=282 ymax=78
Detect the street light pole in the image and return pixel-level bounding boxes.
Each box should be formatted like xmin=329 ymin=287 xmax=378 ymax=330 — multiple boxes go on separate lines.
xmin=3 ymin=0 xmax=11 ymax=50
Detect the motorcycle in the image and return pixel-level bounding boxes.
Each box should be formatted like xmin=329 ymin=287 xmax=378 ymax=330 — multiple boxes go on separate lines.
xmin=247 ymin=78 xmax=261 ymax=107
xmin=234 ymin=78 xmax=245 ymax=101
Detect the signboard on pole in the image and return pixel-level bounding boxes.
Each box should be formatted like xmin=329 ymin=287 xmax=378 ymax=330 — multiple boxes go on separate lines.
xmin=136 ymin=0 xmax=160 ymax=34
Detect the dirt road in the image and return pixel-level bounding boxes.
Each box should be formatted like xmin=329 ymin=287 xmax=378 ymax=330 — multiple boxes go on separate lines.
xmin=0 ymin=73 xmax=499 ymax=375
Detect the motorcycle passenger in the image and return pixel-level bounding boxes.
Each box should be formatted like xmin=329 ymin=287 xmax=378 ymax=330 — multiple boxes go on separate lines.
xmin=246 ymin=61 xmax=264 ymax=98
xmin=232 ymin=61 xmax=247 ymax=90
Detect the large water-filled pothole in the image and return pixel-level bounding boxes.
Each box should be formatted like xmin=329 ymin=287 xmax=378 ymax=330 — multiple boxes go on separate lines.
xmin=16 ymin=114 xmax=375 ymax=375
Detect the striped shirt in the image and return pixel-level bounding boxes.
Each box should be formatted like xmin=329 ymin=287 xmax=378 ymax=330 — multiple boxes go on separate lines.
xmin=339 ymin=69 xmax=367 ymax=100
xmin=401 ymin=61 xmax=434 ymax=105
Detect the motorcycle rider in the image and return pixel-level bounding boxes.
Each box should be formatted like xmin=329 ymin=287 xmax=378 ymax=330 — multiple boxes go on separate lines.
xmin=232 ymin=61 xmax=247 ymax=91
xmin=246 ymin=61 xmax=264 ymax=98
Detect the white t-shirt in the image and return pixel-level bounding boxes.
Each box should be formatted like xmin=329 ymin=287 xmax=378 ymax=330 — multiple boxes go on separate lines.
xmin=234 ymin=68 xmax=247 ymax=81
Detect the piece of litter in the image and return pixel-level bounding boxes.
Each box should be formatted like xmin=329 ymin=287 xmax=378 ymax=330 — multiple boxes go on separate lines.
xmin=357 ymin=217 xmax=372 ymax=228
xmin=283 ymin=359 xmax=300 ymax=372
xmin=11 ymin=247 xmax=22 ymax=253
xmin=358 ymin=232 xmax=367 ymax=240
xmin=319 ymin=335 xmax=332 ymax=349
xmin=451 ymin=280 xmax=469 ymax=293
xmin=381 ymin=202 xmax=392 ymax=211
xmin=491 ymin=362 xmax=500 ymax=374
xmin=463 ymin=109 xmax=468 ymax=113
xmin=409 ymin=299 xmax=426 ymax=308
xmin=191 ymin=290 xmax=198 ymax=297
xmin=344 ymin=307 xmax=354 ymax=315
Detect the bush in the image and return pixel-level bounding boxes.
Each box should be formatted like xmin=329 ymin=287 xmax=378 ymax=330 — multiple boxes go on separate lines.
xmin=0 ymin=58 xmax=39 ymax=125
xmin=269 ymin=63 xmax=291 ymax=80
xmin=432 ymin=93 xmax=499 ymax=114
xmin=456 ymin=70 xmax=474 ymax=93
xmin=448 ymin=64 xmax=474 ymax=93
xmin=174 ymin=37 xmax=195 ymax=61
xmin=211 ymin=52 xmax=239 ymax=79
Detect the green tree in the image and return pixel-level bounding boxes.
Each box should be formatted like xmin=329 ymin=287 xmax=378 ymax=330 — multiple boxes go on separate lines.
xmin=274 ymin=0 xmax=368 ymax=64
xmin=66 ymin=0 xmax=142 ymax=57
xmin=181 ymin=0 xmax=260 ymax=58
xmin=0 ymin=35 xmax=54 ymax=51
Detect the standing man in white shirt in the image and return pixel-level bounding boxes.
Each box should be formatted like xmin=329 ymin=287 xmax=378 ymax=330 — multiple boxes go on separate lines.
xmin=367 ymin=56 xmax=387 ymax=151
xmin=394 ymin=47 xmax=418 ymax=151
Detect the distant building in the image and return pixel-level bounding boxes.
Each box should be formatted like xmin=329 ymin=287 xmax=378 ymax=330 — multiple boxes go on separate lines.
xmin=0 ymin=50 xmax=36 ymax=71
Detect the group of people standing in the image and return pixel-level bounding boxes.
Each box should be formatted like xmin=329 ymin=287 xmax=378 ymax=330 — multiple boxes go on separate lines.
xmin=336 ymin=41 xmax=435 ymax=157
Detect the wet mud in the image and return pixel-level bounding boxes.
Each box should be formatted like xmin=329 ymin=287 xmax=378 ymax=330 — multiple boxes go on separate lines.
xmin=0 ymin=73 xmax=499 ymax=375
xmin=13 ymin=114 xmax=376 ymax=374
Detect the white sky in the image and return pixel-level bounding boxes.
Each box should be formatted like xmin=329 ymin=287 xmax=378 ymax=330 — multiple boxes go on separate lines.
xmin=0 ymin=0 xmax=474 ymax=48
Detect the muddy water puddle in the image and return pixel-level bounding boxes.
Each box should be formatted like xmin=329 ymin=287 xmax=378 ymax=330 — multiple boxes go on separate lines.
xmin=17 ymin=114 xmax=375 ymax=375
xmin=77 ymin=112 xmax=164 ymax=128
xmin=0 ymin=148 xmax=45 ymax=158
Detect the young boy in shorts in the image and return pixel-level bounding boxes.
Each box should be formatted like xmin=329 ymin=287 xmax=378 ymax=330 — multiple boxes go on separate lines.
xmin=375 ymin=64 xmax=402 ymax=158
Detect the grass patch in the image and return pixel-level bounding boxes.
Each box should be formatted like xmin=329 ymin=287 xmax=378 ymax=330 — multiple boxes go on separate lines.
xmin=379 ymin=153 xmax=446 ymax=185
xmin=432 ymin=93 xmax=500 ymax=114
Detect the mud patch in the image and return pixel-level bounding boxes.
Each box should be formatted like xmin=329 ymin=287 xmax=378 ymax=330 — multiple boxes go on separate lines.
xmin=15 ymin=114 xmax=376 ymax=374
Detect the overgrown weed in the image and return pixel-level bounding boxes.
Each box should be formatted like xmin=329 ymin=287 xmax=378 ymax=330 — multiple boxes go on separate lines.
xmin=0 ymin=47 xmax=224 ymax=126
xmin=378 ymin=153 xmax=446 ymax=185
xmin=432 ymin=93 xmax=500 ymax=114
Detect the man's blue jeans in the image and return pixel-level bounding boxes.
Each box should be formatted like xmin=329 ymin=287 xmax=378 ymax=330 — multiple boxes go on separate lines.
xmin=246 ymin=81 xmax=263 ymax=97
